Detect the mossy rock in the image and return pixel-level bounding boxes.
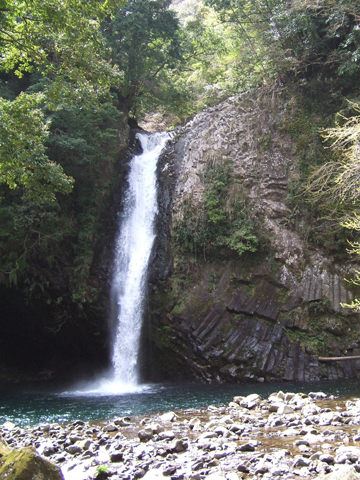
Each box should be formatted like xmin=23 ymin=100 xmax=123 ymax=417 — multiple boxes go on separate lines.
xmin=0 ymin=447 xmax=64 ymax=480
xmin=0 ymin=439 xmax=10 ymax=458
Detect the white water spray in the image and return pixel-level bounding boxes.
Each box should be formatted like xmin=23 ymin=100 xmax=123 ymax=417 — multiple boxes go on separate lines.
xmin=110 ymin=132 xmax=170 ymax=388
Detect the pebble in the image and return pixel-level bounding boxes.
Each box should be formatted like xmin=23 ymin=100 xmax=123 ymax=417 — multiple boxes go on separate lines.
xmin=3 ymin=392 xmax=360 ymax=480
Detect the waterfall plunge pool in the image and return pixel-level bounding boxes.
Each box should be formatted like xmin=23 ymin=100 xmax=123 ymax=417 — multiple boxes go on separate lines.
xmin=2 ymin=379 xmax=360 ymax=427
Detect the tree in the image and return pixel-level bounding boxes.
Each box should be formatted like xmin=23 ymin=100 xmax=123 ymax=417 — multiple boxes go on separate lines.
xmin=103 ymin=0 xmax=183 ymax=114
xmin=204 ymin=0 xmax=360 ymax=89
xmin=308 ymin=102 xmax=360 ymax=203
xmin=0 ymin=0 xmax=118 ymax=85
xmin=0 ymin=92 xmax=73 ymax=202
xmin=309 ymin=102 xmax=360 ymax=311
xmin=0 ymin=0 xmax=124 ymax=202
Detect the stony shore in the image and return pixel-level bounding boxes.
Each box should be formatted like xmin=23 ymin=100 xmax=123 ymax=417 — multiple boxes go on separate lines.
xmin=3 ymin=391 xmax=360 ymax=480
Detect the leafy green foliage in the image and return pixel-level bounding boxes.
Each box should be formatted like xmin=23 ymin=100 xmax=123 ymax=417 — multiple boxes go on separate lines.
xmin=0 ymin=92 xmax=73 ymax=202
xmin=0 ymin=0 xmax=124 ymax=204
xmin=104 ymin=0 xmax=183 ymax=113
xmin=0 ymin=75 xmax=125 ymax=304
xmin=0 ymin=0 xmax=119 ymax=87
xmin=173 ymin=162 xmax=259 ymax=258
xmin=306 ymin=101 xmax=360 ymax=311
xmin=219 ymin=223 xmax=258 ymax=256
xmin=203 ymin=0 xmax=360 ymax=93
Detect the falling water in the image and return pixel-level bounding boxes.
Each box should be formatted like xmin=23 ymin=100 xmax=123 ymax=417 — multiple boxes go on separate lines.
xmin=111 ymin=132 xmax=170 ymax=388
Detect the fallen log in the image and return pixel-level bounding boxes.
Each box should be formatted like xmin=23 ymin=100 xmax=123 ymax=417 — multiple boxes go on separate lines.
xmin=318 ymin=356 xmax=360 ymax=361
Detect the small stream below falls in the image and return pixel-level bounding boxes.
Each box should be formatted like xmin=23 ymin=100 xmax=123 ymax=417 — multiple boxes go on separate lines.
xmin=2 ymin=380 xmax=360 ymax=427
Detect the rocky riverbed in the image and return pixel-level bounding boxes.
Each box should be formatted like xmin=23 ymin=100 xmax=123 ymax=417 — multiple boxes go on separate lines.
xmin=3 ymin=391 xmax=360 ymax=479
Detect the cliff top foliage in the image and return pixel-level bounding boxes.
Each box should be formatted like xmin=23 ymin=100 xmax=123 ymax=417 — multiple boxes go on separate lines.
xmin=0 ymin=0 xmax=360 ymax=313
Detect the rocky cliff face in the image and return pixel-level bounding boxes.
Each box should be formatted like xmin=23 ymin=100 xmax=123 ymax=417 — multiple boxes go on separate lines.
xmin=147 ymin=91 xmax=360 ymax=384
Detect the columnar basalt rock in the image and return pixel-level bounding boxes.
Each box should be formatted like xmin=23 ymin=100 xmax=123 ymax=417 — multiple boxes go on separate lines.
xmin=148 ymin=92 xmax=360 ymax=383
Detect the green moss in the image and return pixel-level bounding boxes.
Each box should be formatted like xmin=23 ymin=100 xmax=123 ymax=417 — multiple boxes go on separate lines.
xmin=0 ymin=447 xmax=64 ymax=480
xmin=284 ymin=327 xmax=329 ymax=355
xmin=281 ymin=307 xmax=301 ymax=322
xmin=277 ymin=288 xmax=291 ymax=305
xmin=171 ymin=296 xmax=188 ymax=315
xmin=257 ymin=134 xmax=271 ymax=151
xmin=308 ymin=299 xmax=331 ymax=314
xmin=208 ymin=273 xmax=219 ymax=293
xmin=155 ymin=326 xmax=172 ymax=349
xmin=172 ymin=161 xmax=262 ymax=259
xmin=221 ymin=319 xmax=235 ymax=336
xmin=0 ymin=441 xmax=10 ymax=458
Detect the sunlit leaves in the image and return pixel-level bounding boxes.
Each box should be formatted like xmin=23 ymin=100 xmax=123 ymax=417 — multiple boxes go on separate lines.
xmin=104 ymin=0 xmax=183 ymax=111
xmin=0 ymin=93 xmax=73 ymax=202
xmin=308 ymin=102 xmax=360 ymax=204
xmin=0 ymin=0 xmax=125 ymax=104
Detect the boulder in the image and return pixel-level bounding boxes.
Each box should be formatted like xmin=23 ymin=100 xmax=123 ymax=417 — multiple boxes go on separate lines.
xmin=103 ymin=424 xmax=118 ymax=432
xmin=238 ymin=442 xmax=255 ymax=452
xmin=114 ymin=417 xmax=131 ymax=427
xmin=157 ymin=430 xmax=175 ymax=441
xmin=0 ymin=439 xmax=10 ymax=457
xmin=309 ymin=392 xmax=327 ymax=400
xmin=269 ymin=403 xmax=282 ymax=412
xmin=159 ymin=412 xmax=177 ymax=422
xmin=163 ymin=465 xmax=177 ymax=476
xmin=277 ymin=404 xmax=294 ymax=415
xmin=315 ymin=465 xmax=360 ymax=479
xmin=302 ymin=404 xmax=321 ymax=416
xmin=0 ymin=447 xmax=64 ymax=479
xmin=240 ymin=394 xmax=261 ymax=409
xmin=138 ymin=428 xmax=153 ymax=442
xmin=109 ymin=452 xmax=124 ymax=462
xmin=293 ymin=455 xmax=311 ymax=467
xmin=1 ymin=422 xmax=16 ymax=432
xmin=319 ymin=453 xmax=335 ymax=464
xmin=66 ymin=444 xmax=82 ymax=454
xmin=76 ymin=439 xmax=92 ymax=451
xmin=335 ymin=447 xmax=360 ymax=464
xmin=147 ymin=423 xmax=164 ymax=434
xmin=169 ymin=439 xmax=188 ymax=453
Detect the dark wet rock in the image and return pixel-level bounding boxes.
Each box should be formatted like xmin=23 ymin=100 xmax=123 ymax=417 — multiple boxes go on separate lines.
xmin=169 ymin=439 xmax=188 ymax=453
xmin=103 ymin=424 xmax=118 ymax=432
xmin=293 ymin=455 xmax=311 ymax=467
xmin=227 ymin=290 xmax=279 ymax=321
xmin=109 ymin=451 xmax=123 ymax=462
xmin=163 ymin=464 xmax=177 ymax=476
xmin=66 ymin=444 xmax=82 ymax=455
xmin=138 ymin=429 xmax=153 ymax=442
xmin=238 ymin=443 xmax=255 ymax=452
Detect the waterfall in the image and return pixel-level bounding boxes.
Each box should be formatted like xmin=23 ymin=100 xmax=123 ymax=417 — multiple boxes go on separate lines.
xmin=111 ymin=132 xmax=170 ymax=387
